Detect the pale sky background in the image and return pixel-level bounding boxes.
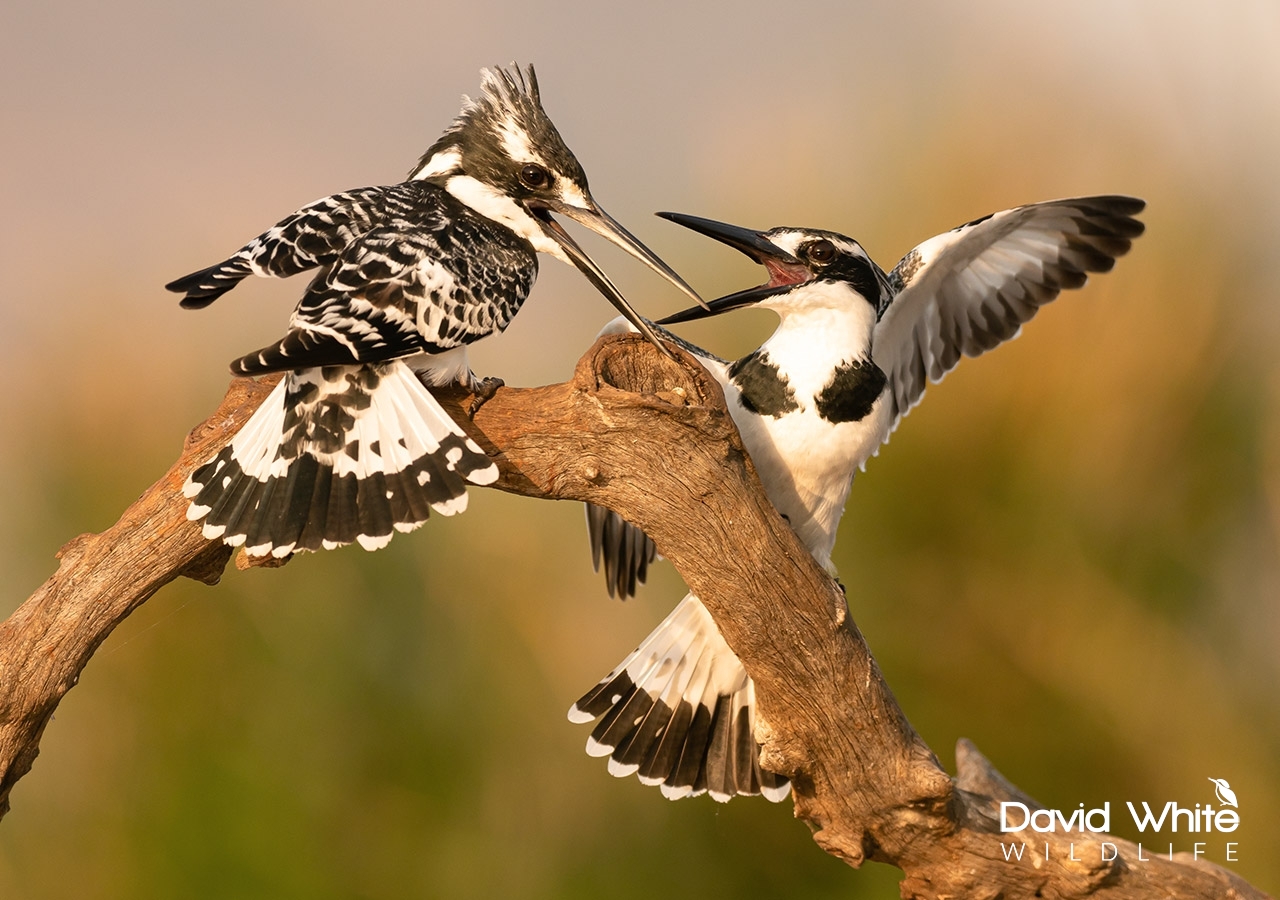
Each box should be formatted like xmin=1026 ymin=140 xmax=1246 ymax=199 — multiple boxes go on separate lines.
xmin=2 ymin=1 xmax=1279 ymax=896
xmin=3 ymin=0 xmax=1278 ymax=375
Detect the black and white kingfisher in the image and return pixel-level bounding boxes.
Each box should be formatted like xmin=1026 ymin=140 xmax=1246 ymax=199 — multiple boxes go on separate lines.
xmin=570 ymin=196 xmax=1146 ymax=802
xmin=167 ymin=64 xmax=700 ymax=558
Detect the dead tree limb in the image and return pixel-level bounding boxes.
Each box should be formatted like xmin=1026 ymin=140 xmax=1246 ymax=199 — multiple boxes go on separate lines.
xmin=0 ymin=335 xmax=1267 ymax=899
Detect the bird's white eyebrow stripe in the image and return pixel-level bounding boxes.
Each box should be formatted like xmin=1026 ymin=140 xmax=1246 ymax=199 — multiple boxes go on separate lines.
xmin=497 ymin=118 xmax=537 ymax=164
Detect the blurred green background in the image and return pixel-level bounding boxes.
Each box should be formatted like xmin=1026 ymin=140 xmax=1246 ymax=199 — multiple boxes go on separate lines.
xmin=2 ymin=1 xmax=1278 ymax=896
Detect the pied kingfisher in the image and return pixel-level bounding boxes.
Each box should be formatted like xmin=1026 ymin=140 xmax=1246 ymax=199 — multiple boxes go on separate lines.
xmin=570 ymin=196 xmax=1145 ymax=802
xmin=168 ymin=64 xmax=700 ymax=558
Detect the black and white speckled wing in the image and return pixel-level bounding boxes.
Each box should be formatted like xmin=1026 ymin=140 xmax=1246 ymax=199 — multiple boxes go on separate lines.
xmin=226 ymin=185 xmax=538 ymax=375
xmin=873 ymin=195 xmax=1145 ymax=428
xmin=176 ymin=182 xmax=521 ymax=557
xmin=184 ymin=362 xmax=498 ymax=557
xmin=166 ymin=186 xmax=393 ymax=309
xmin=569 ymin=593 xmax=790 ymax=803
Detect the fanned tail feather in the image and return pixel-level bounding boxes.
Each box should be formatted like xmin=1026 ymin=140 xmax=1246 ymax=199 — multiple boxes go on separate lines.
xmin=184 ymin=361 xmax=497 ymax=557
xmin=569 ymin=594 xmax=789 ymax=802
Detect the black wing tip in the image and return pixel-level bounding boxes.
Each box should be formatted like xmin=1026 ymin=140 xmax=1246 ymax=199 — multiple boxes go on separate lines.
xmin=1073 ymin=195 xmax=1147 ymax=235
xmin=229 ymin=353 xmax=266 ymax=377
xmin=1084 ymin=194 xmax=1146 ymax=214
xmin=164 ymin=273 xmax=196 ymax=294
xmin=178 ymin=294 xmax=220 ymax=310
xmin=1044 ymin=194 xmax=1145 ymax=217
xmin=166 ymin=270 xmax=235 ymax=308
xmin=1077 ymin=195 xmax=1147 ymax=248
xmin=589 ymin=507 xmax=657 ymax=600
xmin=228 ymin=330 xmax=369 ymax=376
xmin=165 ymin=257 xmax=255 ymax=307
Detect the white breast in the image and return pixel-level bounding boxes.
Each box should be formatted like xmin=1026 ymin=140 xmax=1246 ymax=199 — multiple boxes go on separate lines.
xmin=721 ymin=287 xmax=888 ymax=568
xmin=733 ymin=391 xmax=891 ymax=568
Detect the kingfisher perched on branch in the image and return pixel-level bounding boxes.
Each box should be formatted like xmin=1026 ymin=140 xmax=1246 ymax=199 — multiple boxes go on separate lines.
xmin=571 ymin=196 xmax=1146 ymax=802
xmin=168 ymin=64 xmax=700 ymax=558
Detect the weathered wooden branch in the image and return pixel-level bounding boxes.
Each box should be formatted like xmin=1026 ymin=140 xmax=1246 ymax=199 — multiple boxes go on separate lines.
xmin=0 ymin=335 xmax=1266 ymax=898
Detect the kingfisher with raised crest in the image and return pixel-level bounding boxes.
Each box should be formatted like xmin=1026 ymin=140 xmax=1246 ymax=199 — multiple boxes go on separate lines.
xmin=572 ymin=196 xmax=1145 ymax=802
xmin=168 ymin=64 xmax=700 ymax=558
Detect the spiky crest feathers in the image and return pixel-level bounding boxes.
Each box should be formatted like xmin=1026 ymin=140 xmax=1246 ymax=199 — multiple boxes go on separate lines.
xmin=409 ymin=64 xmax=586 ymax=192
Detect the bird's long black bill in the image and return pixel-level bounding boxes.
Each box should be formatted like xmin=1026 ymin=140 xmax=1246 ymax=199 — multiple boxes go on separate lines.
xmin=655 ymin=211 xmax=804 ymax=325
xmin=657 ymin=284 xmax=785 ymax=325
xmin=657 ymin=212 xmax=786 ymax=264
xmin=561 ymin=204 xmax=707 ymax=310
xmin=541 ymin=216 xmax=674 ymax=357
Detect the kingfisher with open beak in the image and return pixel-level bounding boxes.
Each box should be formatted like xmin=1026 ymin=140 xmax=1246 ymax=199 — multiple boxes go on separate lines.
xmin=574 ymin=196 xmax=1146 ymax=802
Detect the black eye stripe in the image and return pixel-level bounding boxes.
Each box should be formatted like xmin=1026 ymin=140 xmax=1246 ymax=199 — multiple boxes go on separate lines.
xmin=841 ymin=255 xmax=882 ymax=307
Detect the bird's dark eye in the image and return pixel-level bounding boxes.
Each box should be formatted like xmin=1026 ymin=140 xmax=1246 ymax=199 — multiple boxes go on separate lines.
xmin=519 ymin=164 xmax=551 ymax=189
xmin=806 ymin=239 xmax=836 ymax=264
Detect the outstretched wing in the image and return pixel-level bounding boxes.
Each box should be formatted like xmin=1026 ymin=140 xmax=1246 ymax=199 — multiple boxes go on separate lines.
xmin=166 ymin=186 xmax=392 ymax=309
xmin=873 ymin=195 xmax=1145 ymax=428
xmin=230 ymin=184 xmax=538 ymax=375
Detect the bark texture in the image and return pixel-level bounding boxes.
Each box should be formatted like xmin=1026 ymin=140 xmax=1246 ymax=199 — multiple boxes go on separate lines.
xmin=0 ymin=335 xmax=1267 ymax=898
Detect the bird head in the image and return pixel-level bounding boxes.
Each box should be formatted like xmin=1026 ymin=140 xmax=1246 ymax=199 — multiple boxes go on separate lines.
xmin=654 ymin=213 xmax=891 ymax=325
xmin=410 ymin=65 xmax=703 ymax=348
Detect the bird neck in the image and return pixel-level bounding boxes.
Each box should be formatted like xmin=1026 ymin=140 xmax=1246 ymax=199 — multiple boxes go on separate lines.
xmin=759 ymin=291 xmax=877 ymax=390
xmin=733 ymin=291 xmax=888 ymax=566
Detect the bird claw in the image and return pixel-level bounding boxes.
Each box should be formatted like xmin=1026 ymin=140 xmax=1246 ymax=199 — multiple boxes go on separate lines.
xmin=469 ymin=376 xmax=505 ymax=415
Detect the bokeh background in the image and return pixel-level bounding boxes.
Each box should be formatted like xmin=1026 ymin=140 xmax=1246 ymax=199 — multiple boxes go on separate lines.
xmin=3 ymin=1 xmax=1278 ymax=896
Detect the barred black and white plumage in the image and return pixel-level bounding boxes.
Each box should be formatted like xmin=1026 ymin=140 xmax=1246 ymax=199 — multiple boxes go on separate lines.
xmin=166 ymin=186 xmax=393 ymax=310
xmin=571 ymin=319 xmax=789 ymax=803
xmin=221 ymin=184 xmax=539 ymax=374
xmin=187 ymin=361 xmax=495 ymax=556
xmin=572 ymin=196 xmax=1145 ymax=802
xmin=569 ymin=588 xmax=788 ymax=803
xmin=169 ymin=64 xmax=699 ymax=557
